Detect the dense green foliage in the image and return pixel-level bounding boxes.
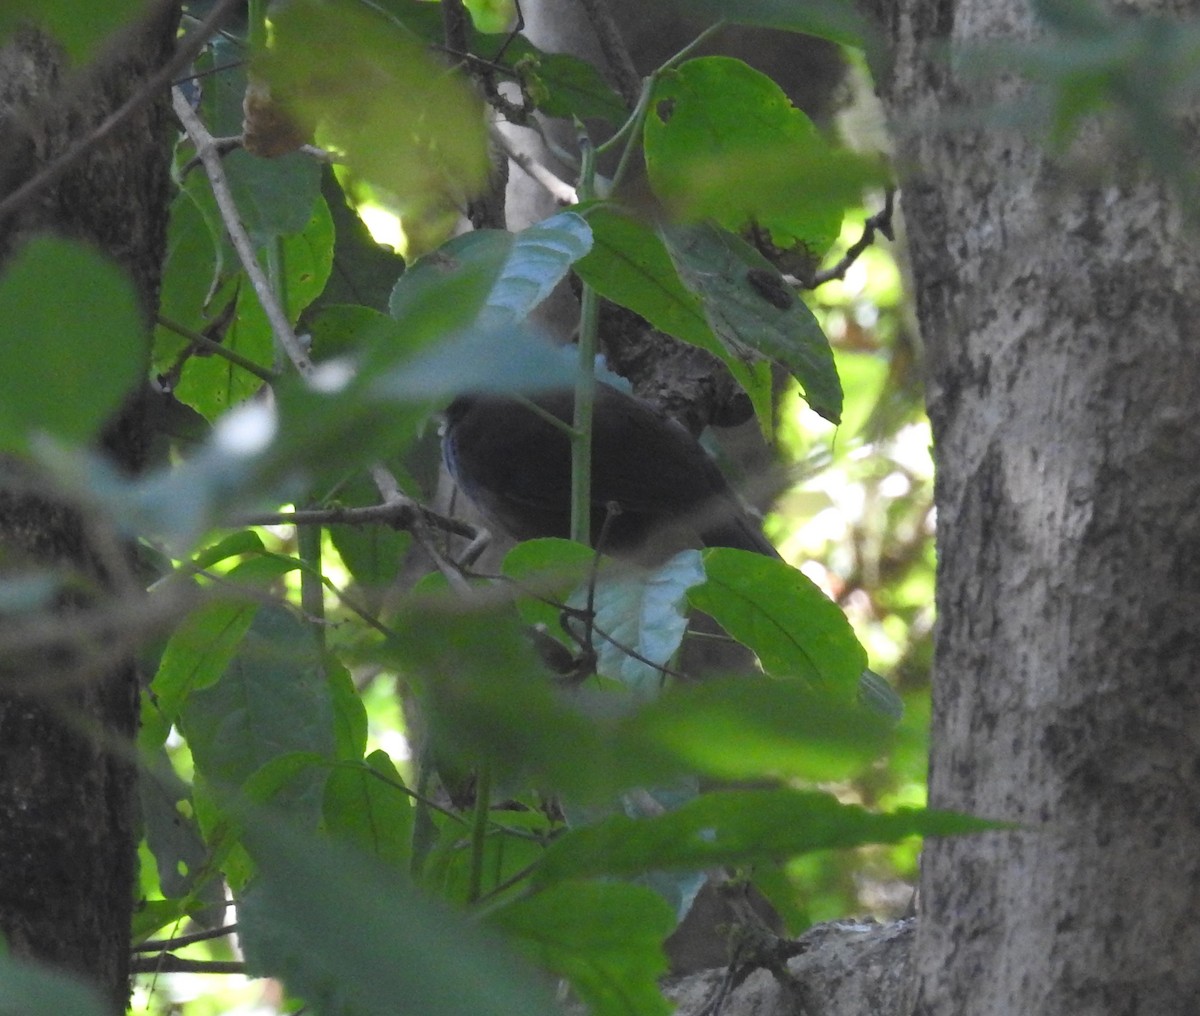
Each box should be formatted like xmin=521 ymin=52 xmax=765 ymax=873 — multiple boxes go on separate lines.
xmin=0 ymin=0 xmax=1063 ymax=1013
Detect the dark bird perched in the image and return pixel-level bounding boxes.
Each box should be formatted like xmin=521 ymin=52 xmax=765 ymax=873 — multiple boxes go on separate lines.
xmin=442 ymin=381 xmax=780 ymax=562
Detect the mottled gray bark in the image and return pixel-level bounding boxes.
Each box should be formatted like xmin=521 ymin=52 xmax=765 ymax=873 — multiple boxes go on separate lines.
xmin=872 ymin=0 xmax=1200 ymax=1012
xmin=0 ymin=4 xmax=180 ymax=1010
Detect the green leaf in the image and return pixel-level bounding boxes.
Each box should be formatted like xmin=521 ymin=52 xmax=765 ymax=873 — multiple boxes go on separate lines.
xmin=0 ymin=237 xmax=144 ymax=452
xmin=0 ymin=0 xmax=146 ymax=64
xmin=153 ymin=189 xmax=222 ymax=376
xmin=179 ymin=606 xmax=336 ymax=821
xmin=575 ymin=205 xmax=774 ymax=427
xmin=309 ymin=169 xmax=406 ymax=314
xmin=307 ymin=303 xmax=393 ymax=362
xmin=424 ymin=808 xmax=550 ymax=906
xmin=132 ymin=896 xmax=206 ymax=944
xmin=257 ymin=0 xmax=489 ymax=218
xmin=329 ymin=659 xmax=369 ymax=761
xmin=151 ymin=554 xmax=298 ymax=724
xmin=629 ymin=676 xmax=889 ymax=782
xmin=384 ymin=594 xmax=671 ymax=801
xmin=192 ymin=530 xmax=269 ymax=571
xmin=389 ymin=212 xmax=593 ymax=328
xmin=361 ymin=214 xmax=591 ymax=400
xmin=237 ymin=814 xmax=559 ymax=1016
xmin=645 ymin=57 xmax=851 ymax=260
xmin=152 ymin=598 xmax=258 ymax=726
xmin=323 ymin=751 xmax=413 ymax=869
xmin=174 ymin=197 xmax=334 ymax=420
xmin=0 ymin=952 xmax=108 ymax=1016
xmin=225 ymin=148 xmax=323 ymax=244
xmin=534 ymin=788 xmax=996 ymax=886
xmin=661 ymin=222 xmax=843 ymax=421
xmin=369 ymin=321 xmax=579 ymax=402
xmin=489 ymin=881 xmax=674 ymax=1016
xmin=139 ymin=754 xmax=212 ymax=900
xmin=689 ymin=549 xmax=866 ymax=695
xmin=502 ymin=537 xmax=598 ymax=635
xmin=506 ymin=43 xmax=629 ymax=123
xmin=859 ymin=668 xmax=905 ymax=723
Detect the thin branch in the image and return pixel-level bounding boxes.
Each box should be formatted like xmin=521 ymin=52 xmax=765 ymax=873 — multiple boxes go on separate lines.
xmin=172 ymin=87 xmax=315 ymax=378
xmin=0 ymin=0 xmax=244 ymax=225
xmin=808 ymin=188 xmax=897 ymax=288
xmin=236 ymin=498 xmax=477 ymax=541
xmin=133 ymin=924 xmax=238 ymax=953
xmin=576 ymin=0 xmax=641 ymax=108
xmin=130 ymin=956 xmax=245 ymax=975
xmin=371 ymin=464 xmax=477 ymax=595
xmin=156 ymin=314 xmax=279 ymax=384
xmin=490 ymin=126 xmax=578 ymax=205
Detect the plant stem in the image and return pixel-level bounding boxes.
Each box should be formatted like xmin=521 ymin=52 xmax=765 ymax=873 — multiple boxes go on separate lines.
xmin=466 ymin=765 xmax=493 ymax=904
xmin=572 ymin=125 xmax=599 ymax=547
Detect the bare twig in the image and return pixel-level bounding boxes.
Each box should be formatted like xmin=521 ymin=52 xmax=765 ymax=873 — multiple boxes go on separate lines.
xmin=130 ymin=956 xmax=245 ymax=975
xmin=0 ymin=0 xmax=244 ymax=225
xmin=576 ymin=0 xmax=641 ymax=108
xmin=171 ymin=87 xmax=315 ymax=377
xmin=809 ymin=188 xmax=897 ymax=288
xmin=235 ymin=496 xmax=475 ymax=541
xmin=491 ymin=125 xmax=578 ymax=204
xmin=133 ymin=924 xmax=238 ymax=953
xmin=370 ymin=464 xmax=478 ymax=595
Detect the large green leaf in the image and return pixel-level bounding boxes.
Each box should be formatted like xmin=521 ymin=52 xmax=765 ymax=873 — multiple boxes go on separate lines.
xmin=179 ymin=605 xmax=336 ymax=822
xmin=0 ymin=0 xmax=145 ymax=63
xmin=575 ymin=205 xmax=774 ymax=427
xmin=153 ymin=189 xmax=223 ymax=376
xmin=689 ymin=548 xmax=866 ymax=695
xmin=534 ymin=788 xmax=996 ymax=885
xmin=309 ymin=169 xmax=406 ymax=314
xmin=180 ymin=196 xmax=334 ymax=419
xmin=489 ymin=881 xmax=674 ymax=1016
xmin=388 ymin=212 xmax=593 ymax=328
xmin=236 ymin=815 xmax=559 ymax=1016
xmin=323 ymin=751 xmax=413 ymax=870
xmin=369 ymin=213 xmax=591 ymax=399
xmin=628 ymin=676 xmax=890 ymax=782
xmin=384 ymin=591 xmax=674 ymax=801
xmin=151 ymin=552 xmax=299 ymax=725
xmin=645 ymin=57 xmax=849 ymax=260
xmin=257 ymin=0 xmax=489 ymax=218
xmin=661 ymin=222 xmax=843 ymax=421
xmin=0 ymin=237 xmax=144 ymax=452
xmin=0 ymin=953 xmax=108 ymax=1016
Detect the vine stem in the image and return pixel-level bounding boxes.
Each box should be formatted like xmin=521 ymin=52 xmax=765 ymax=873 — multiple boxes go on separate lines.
xmin=466 ymin=765 xmax=493 ymax=905
xmin=571 ymin=125 xmax=600 ymax=547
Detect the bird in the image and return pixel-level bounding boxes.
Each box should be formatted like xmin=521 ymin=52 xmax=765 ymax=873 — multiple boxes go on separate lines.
xmin=442 ymin=381 xmax=780 ymax=563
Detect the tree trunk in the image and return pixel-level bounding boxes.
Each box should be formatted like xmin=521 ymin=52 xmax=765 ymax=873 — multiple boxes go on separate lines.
xmin=873 ymin=1 xmax=1200 ymax=1012
xmin=0 ymin=5 xmax=180 ymax=1010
